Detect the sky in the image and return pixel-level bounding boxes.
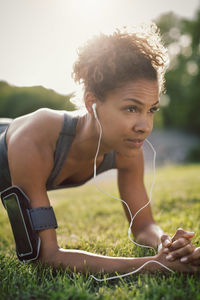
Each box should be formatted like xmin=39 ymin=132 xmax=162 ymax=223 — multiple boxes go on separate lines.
xmin=0 ymin=0 xmax=199 ymax=96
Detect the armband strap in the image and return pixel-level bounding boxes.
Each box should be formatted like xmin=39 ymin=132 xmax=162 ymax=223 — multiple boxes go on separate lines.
xmin=28 ymin=206 xmax=58 ymax=231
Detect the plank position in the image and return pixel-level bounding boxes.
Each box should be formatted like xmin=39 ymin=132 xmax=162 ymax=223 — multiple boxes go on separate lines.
xmin=0 ymin=23 xmax=199 ymax=274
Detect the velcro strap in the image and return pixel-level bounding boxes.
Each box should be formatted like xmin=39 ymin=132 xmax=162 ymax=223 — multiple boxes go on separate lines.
xmin=29 ymin=206 xmax=58 ymax=231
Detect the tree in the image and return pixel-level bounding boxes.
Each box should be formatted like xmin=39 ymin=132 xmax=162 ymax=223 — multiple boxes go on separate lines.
xmin=0 ymin=81 xmax=75 ymax=118
xmin=156 ymin=9 xmax=200 ymax=134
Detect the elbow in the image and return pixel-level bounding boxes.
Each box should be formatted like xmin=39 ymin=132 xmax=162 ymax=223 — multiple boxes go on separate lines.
xmin=37 ymin=244 xmax=60 ymax=267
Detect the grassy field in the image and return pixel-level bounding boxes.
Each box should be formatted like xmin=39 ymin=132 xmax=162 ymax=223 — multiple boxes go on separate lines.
xmin=0 ymin=164 xmax=200 ymax=300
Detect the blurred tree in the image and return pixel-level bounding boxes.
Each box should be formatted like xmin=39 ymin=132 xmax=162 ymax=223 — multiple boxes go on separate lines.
xmin=0 ymin=81 xmax=75 ymax=118
xmin=156 ymin=9 xmax=200 ymax=134
xmin=183 ymin=9 xmax=200 ymax=133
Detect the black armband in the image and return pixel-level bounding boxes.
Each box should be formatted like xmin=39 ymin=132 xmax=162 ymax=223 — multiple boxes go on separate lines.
xmin=0 ymin=186 xmax=58 ymax=262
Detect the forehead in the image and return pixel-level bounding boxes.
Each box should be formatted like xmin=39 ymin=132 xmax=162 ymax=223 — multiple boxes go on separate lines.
xmin=104 ymin=79 xmax=159 ymax=105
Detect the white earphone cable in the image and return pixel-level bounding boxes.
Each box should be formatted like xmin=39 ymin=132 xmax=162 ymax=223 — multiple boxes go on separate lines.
xmin=90 ymin=110 xmax=174 ymax=281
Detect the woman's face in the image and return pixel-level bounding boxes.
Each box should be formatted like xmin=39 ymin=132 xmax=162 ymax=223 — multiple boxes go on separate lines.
xmin=96 ymin=79 xmax=159 ymax=157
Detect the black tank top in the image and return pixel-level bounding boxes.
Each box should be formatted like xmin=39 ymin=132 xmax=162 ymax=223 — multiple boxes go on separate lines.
xmin=0 ymin=112 xmax=116 ymax=192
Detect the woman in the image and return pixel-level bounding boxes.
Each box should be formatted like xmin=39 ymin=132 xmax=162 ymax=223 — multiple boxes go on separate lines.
xmin=0 ymin=23 xmax=198 ymax=274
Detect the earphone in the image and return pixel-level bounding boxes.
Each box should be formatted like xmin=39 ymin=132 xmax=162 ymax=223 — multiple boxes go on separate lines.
xmin=90 ymin=103 xmax=174 ymax=281
xmin=92 ymin=103 xmax=98 ymax=119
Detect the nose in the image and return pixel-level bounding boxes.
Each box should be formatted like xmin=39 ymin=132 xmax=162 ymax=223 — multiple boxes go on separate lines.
xmin=133 ymin=115 xmax=152 ymax=134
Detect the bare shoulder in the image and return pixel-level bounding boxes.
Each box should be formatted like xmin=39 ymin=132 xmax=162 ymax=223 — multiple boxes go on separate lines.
xmin=6 ymin=109 xmax=66 ymax=196
xmin=116 ymin=148 xmax=144 ymax=174
xmin=7 ymin=108 xmax=64 ymax=151
xmin=6 ymin=108 xmax=65 ymax=184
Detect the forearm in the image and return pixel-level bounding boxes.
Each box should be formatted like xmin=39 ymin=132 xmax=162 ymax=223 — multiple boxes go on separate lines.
xmin=44 ymin=248 xmax=159 ymax=274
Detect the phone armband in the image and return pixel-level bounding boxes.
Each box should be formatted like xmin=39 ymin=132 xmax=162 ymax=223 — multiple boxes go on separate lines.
xmin=0 ymin=186 xmax=58 ymax=262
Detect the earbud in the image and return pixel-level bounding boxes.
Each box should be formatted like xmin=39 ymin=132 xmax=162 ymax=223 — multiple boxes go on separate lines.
xmin=92 ymin=103 xmax=98 ymax=119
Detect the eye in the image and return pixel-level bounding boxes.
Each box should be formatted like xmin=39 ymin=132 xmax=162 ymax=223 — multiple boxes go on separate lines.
xmin=149 ymin=107 xmax=160 ymax=114
xmin=127 ymin=106 xmax=137 ymax=113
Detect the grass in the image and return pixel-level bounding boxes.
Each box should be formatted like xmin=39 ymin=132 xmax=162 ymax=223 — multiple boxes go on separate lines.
xmin=0 ymin=164 xmax=200 ymax=299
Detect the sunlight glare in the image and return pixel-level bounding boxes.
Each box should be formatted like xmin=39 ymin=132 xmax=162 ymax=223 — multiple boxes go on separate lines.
xmin=71 ymin=0 xmax=108 ymax=23
xmin=73 ymin=0 xmax=103 ymax=15
xmin=69 ymin=0 xmax=115 ymax=37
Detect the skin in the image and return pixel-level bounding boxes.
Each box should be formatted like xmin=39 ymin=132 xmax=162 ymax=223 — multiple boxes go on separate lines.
xmin=161 ymin=228 xmax=198 ymax=265
xmin=5 ymin=79 xmax=198 ymax=274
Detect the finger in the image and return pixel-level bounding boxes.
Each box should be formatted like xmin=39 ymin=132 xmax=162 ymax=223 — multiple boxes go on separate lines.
xmin=172 ymin=228 xmax=195 ymax=242
xmin=179 ymin=232 xmax=194 ymax=239
xmin=180 ymin=247 xmax=200 ymax=264
xmin=168 ymin=237 xmax=190 ymax=252
xmin=166 ymin=243 xmax=195 ymax=261
xmin=172 ymin=228 xmax=194 ymax=241
xmin=164 ymin=237 xmax=191 ymax=254
xmin=163 ymin=234 xmax=194 ymax=254
xmin=161 ymin=234 xmax=172 ymax=248
xmin=157 ymin=243 xmax=163 ymax=253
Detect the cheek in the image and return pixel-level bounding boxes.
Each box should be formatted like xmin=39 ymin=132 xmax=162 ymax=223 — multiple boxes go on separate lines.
xmin=149 ymin=116 xmax=154 ymax=129
xmin=102 ymin=119 xmax=132 ymax=145
xmin=102 ymin=113 xmax=127 ymax=132
xmin=98 ymin=106 xmax=135 ymax=136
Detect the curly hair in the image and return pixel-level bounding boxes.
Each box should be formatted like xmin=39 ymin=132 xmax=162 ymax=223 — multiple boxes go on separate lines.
xmin=72 ymin=23 xmax=168 ymax=101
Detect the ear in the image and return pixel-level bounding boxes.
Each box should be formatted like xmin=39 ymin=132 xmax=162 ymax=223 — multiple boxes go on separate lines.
xmin=84 ymin=92 xmax=97 ymax=115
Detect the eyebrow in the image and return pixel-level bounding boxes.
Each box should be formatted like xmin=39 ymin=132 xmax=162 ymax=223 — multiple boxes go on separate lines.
xmin=123 ymin=98 xmax=159 ymax=106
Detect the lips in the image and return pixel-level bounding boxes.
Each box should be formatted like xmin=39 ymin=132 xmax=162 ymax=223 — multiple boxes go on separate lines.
xmin=125 ymin=138 xmax=145 ymax=148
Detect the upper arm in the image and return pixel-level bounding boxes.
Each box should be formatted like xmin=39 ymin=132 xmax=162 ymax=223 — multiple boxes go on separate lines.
xmin=7 ymin=120 xmax=53 ymax=204
xmin=7 ymin=108 xmax=62 ymax=200
xmin=7 ymin=112 xmax=60 ymax=261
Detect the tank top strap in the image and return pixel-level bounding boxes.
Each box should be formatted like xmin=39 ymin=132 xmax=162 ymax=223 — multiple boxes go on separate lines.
xmin=46 ymin=112 xmax=78 ymax=189
xmin=60 ymin=112 xmax=78 ymax=136
xmin=97 ymin=150 xmax=116 ymax=174
xmin=0 ymin=126 xmax=12 ymax=191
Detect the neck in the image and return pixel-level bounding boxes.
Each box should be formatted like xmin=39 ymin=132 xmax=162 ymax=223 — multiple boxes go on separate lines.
xmin=73 ymin=113 xmax=111 ymax=160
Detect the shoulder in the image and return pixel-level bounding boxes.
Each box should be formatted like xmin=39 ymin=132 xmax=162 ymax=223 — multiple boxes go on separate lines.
xmin=6 ymin=109 xmax=66 ymax=190
xmin=7 ymin=108 xmax=64 ymax=150
xmin=6 ymin=109 xmax=66 ymax=180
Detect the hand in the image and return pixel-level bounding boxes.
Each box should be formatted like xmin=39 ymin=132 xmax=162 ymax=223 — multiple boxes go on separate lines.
xmin=155 ymin=248 xmax=198 ymax=274
xmin=180 ymin=247 xmax=200 ymax=266
xmin=159 ymin=228 xmax=195 ymax=262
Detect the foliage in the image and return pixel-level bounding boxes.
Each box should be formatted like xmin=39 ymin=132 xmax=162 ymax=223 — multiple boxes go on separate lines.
xmin=0 ymin=79 xmax=163 ymax=128
xmin=0 ymin=164 xmax=200 ymax=299
xmin=186 ymin=144 xmax=200 ymax=162
xmin=1 ymin=9 xmax=200 ymax=132
xmin=156 ymin=10 xmax=200 ymax=134
xmin=0 ymin=81 xmax=75 ymax=118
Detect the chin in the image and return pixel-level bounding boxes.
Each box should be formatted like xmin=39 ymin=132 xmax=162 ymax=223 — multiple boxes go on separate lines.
xmin=117 ymin=147 xmax=140 ymax=158
xmin=123 ymin=152 xmax=138 ymax=158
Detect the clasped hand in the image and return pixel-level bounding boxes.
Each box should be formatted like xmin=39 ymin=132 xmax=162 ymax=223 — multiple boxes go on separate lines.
xmin=160 ymin=228 xmax=200 ymax=267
